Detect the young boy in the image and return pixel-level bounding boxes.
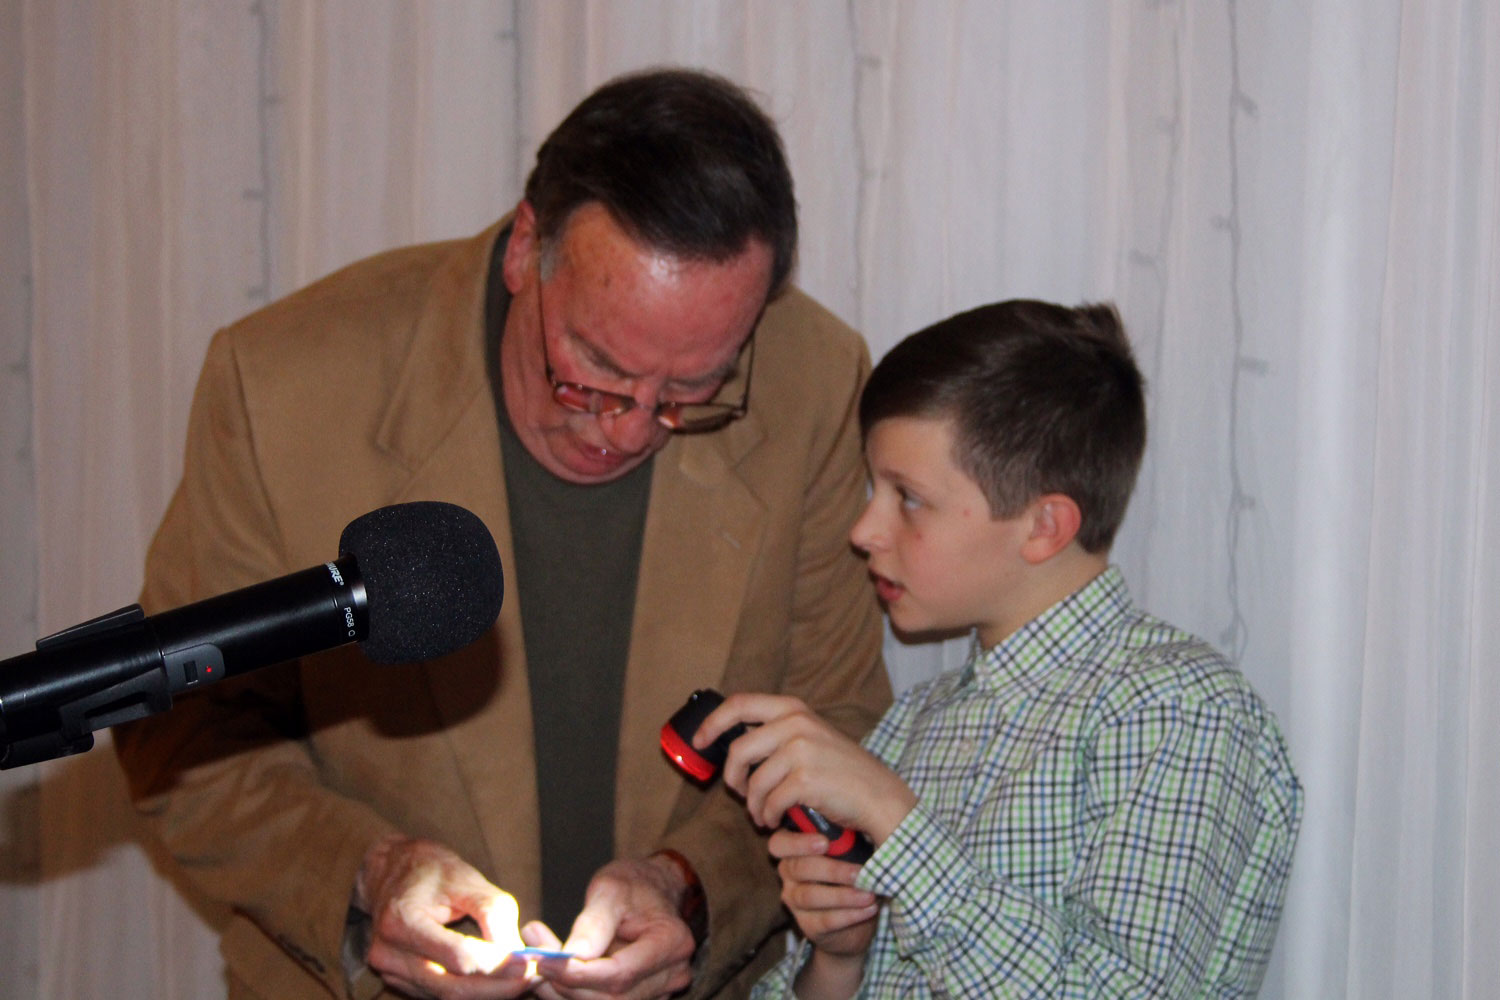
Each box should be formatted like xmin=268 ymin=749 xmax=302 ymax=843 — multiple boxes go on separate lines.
xmin=695 ymin=300 xmax=1302 ymax=998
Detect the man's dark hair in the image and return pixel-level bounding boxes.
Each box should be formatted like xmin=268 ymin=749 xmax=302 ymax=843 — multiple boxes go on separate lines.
xmin=859 ymin=299 xmax=1146 ymax=553
xmin=524 ymin=67 xmax=798 ymax=298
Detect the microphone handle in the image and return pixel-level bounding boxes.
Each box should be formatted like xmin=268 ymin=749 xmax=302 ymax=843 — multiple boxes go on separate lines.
xmin=0 ymin=556 xmax=366 ymax=768
xmin=147 ymin=556 xmax=368 ymax=684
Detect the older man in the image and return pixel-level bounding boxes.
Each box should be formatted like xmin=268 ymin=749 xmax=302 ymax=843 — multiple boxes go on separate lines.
xmin=114 ymin=68 xmax=890 ymax=1000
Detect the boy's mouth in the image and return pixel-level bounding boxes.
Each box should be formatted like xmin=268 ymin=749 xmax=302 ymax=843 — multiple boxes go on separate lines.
xmin=870 ymin=572 xmax=905 ymax=605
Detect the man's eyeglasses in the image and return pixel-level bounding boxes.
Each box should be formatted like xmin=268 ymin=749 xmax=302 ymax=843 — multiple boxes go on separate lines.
xmin=536 ymin=287 xmax=754 ymax=434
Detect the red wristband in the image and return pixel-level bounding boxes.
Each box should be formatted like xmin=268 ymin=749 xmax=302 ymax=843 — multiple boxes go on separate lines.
xmin=654 ymin=848 xmax=708 ymax=949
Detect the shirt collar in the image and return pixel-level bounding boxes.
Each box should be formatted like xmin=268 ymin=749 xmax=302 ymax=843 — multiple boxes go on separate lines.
xmin=966 ymin=565 xmax=1133 ymax=690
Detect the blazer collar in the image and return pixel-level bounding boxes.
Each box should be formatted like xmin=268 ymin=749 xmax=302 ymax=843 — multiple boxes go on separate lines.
xmin=375 ymin=220 xmax=506 ymax=471
xmin=613 ymin=422 xmax=768 ymax=854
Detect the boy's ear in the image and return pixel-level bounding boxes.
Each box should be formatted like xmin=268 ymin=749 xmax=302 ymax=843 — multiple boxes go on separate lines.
xmin=1020 ymin=494 xmax=1083 ymax=565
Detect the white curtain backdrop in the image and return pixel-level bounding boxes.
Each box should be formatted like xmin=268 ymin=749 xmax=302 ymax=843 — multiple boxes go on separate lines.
xmin=2 ymin=1 xmax=1497 ymax=997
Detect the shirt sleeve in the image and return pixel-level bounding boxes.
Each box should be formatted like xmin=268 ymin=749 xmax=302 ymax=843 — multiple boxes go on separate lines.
xmin=748 ymin=937 xmax=813 ymax=1000
xmin=747 ymin=688 xmax=927 ymax=1000
xmin=853 ymin=696 xmax=1299 ymax=998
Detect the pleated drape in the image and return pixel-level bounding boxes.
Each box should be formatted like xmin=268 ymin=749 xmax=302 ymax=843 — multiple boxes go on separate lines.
xmin=3 ymin=2 xmax=1497 ymax=997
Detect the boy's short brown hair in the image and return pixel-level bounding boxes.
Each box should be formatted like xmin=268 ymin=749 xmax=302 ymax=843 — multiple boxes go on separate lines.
xmin=859 ymin=299 xmax=1146 ymax=553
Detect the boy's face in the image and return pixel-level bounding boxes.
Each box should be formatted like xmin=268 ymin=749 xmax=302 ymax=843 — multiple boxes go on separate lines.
xmin=850 ymin=416 xmax=1034 ymax=648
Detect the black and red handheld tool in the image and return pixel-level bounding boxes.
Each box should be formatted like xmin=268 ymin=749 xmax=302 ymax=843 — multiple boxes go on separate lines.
xmin=661 ymin=688 xmax=874 ymax=864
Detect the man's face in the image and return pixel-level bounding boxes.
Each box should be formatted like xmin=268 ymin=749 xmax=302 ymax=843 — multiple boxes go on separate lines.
xmin=849 ymin=416 xmax=1035 ymax=648
xmin=500 ymin=201 xmax=772 ymax=485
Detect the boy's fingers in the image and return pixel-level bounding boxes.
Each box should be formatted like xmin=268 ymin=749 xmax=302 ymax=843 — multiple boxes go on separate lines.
xmin=784 ymin=880 xmax=877 ymax=913
xmin=761 ymin=766 xmax=841 ymax=831
xmin=693 ymin=693 xmax=761 ymax=746
xmin=739 ymin=737 xmax=801 ymax=823
xmin=720 ymin=719 xmax=792 ymax=796
xmin=767 ymin=829 xmax=829 ymax=859
xmin=693 ymin=692 xmax=804 ymax=747
xmin=800 ymin=903 xmax=881 ymax=942
xmin=777 ymin=851 xmax=864 ymax=888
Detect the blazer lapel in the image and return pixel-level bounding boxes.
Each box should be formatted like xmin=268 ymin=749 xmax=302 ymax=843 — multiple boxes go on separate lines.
xmin=614 ymin=418 xmax=767 ymax=856
xmin=376 ymin=222 xmax=503 ymax=472
xmin=369 ymin=222 xmax=546 ymax=917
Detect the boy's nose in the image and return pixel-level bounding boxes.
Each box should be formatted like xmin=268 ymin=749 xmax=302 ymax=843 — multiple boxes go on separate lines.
xmin=849 ymin=503 xmax=882 ymax=553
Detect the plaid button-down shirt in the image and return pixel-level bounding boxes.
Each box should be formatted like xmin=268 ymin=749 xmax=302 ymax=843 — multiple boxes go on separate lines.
xmin=753 ymin=567 xmax=1302 ymax=998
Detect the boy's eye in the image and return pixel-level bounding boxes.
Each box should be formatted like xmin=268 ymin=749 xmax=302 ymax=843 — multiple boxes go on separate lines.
xmin=897 ymin=487 xmax=923 ymax=511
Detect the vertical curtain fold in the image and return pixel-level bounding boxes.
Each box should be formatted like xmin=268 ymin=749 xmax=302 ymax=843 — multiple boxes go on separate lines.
xmin=5 ymin=2 xmax=1498 ymax=997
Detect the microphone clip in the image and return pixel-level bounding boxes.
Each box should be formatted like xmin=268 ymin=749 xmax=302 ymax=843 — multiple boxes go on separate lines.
xmin=2 ymin=605 xmax=176 ymax=769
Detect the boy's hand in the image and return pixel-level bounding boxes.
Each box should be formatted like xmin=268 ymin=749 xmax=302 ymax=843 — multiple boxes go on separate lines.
xmin=694 ymin=693 xmax=918 ymax=845
xmin=769 ymin=831 xmax=880 ymax=957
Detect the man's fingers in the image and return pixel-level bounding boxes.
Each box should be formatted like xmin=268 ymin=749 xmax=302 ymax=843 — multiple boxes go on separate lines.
xmin=370 ymin=936 xmax=536 ymax=1000
xmin=561 ymin=876 xmax=628 ymax=957
xmin=356 ymin=837 xmax=538 ymax=999
xmin=370 ymin=894 xmax=508 ymax=976
xmin=521 ymin=919 xmax=566 ymax=951
xmin=475 ymin=893 xmax=525 ymax=953
xmin=364 ymin=941 xmax=434 ymax=997
xmin=531 ymin=855 xmax=694 ymax=998
xmin=536 ymin=950 xmax=692 ymax=1000
xmin=370 ymin=922 xmax=485 ymax=979
xmin=367 ymin=937 xmax=471 ymax=999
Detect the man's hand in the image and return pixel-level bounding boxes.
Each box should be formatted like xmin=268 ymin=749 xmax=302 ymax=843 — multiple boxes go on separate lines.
xmin=695 ymin=693 xmax=917 ymax=845
xmin=355 ymin=834 xmax=538 ymax=999
xmin=527 ymin=856 xmax=696 ymax=1000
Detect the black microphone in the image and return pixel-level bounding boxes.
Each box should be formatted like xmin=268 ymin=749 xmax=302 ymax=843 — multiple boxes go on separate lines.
xmin=0 ymin=500 xmax=503 ymax=769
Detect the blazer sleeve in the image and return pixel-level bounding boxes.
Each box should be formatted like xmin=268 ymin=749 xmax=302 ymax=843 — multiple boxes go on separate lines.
xmin=113 ymin=329 xmax=402 ymax=997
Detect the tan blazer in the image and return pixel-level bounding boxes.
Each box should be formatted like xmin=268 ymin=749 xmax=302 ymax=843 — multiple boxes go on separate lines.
xmin=114 ymin=220 xmax=891 ymax=1000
